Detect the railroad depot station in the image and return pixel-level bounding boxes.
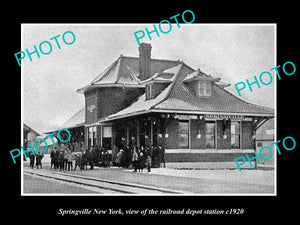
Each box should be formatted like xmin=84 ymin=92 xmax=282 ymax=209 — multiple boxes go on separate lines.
xmin=49 ymin=43 xmax=274 ymax=167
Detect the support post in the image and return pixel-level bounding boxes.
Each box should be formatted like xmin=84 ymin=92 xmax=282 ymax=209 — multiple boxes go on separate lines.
xmin=126 ymin=122 xmax=129 ymax=146
xmin=253 ymin=118 xmax=257 ymax=170
xmin=161 ymin=117 xmax=167 ymax=168
xmin=136 ymin=119 xmax=140 ymax=148
xmin=150 ymin=116 xmax=153 ymax=146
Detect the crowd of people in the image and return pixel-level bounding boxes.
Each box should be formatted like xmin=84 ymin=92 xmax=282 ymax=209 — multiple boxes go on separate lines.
xmin=49 ymin=144 xmax=111 ymax=171
xmin=27 ymin=142 xmax=164 ymax=173
xmin=28 ymin=152 xmax=44 ymax=169
xmin=113 ymin=145 xmax=164 ymax=172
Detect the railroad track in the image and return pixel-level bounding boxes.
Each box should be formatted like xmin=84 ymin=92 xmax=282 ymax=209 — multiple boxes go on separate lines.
xmin=23 ymin=169 xmax=188 ymax=194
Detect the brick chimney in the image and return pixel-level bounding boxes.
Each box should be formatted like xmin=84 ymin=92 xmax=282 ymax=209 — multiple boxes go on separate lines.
xmin=138 ymin=43 xmax=152 ymax=81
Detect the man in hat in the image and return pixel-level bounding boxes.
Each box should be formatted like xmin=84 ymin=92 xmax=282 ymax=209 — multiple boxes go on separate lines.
xmin=29 ymin=151 xmax=35 ymax=169
xmin=36 ymin=152 xmax=44 ymax=169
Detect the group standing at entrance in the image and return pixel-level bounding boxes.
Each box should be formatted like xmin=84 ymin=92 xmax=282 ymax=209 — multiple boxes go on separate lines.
xmin=49 ymin=145 xmax=111 ymax=171
xmin=113 ymin=144 xmax=164 ymax=173
xmin=27 ymin=141 xmax=164 ymax=173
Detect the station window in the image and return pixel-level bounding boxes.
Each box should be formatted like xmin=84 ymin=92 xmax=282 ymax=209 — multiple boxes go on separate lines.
xmin=198 ymin=81 xmax=211 ymax=96
xmin=146 ymin=84 xmax=153 ymax=100
xmin=88 ymin=126 xmax=97 ymax=147
xmin=205 ymin=121 xmax=215 ymax=148
xmin=178 ymin=120 xmax=189 ymax=149
xmin=102 ymin=126 xmax=112 ymax=149
xmin=231 ymin=122 xmax=240 ymax=148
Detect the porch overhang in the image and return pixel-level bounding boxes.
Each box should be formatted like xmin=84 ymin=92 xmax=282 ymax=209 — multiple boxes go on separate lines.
xmin=100 ymin=108 xmax=274 ymax=123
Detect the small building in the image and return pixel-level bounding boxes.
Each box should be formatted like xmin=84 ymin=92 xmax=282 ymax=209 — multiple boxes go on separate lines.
xmin=256 ymin=118 xmax=275 ymax=165
xmin=23 ymin=123 xmax=40 ymax=149
xmin=47 ymin=107 xmax=86 ymax=152
xmin=58 ymin=43 xmax=274 ymax=167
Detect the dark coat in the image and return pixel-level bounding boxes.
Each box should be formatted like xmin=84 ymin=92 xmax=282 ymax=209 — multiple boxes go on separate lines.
xmin=57 ymin=152 xmax=65 ymax=163
xmin=29 ymin=153 xmax=35 ymax=162
xmin=138 ymin=152 xmax=145 ymax=169
xmin=50 ymin=150 xmax=55 ymax=159
xmin=36 ymin=154 xmax=43 ymax=165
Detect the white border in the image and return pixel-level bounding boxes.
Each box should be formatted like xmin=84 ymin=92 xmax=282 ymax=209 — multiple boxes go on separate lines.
xmin=21 ymin=24 xmax=24 ymax=195
xmin=21 ymin=23 xmax=277 ymax=197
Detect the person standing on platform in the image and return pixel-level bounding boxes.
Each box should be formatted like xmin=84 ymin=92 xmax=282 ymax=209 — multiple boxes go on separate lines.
xmin=58 ymin=150 xmax=65 ymax=171
xmin=152 ymin=145 xmax=159 ymax=168
xmin=112 ymin=146 xmax=118 ymax=166
xmin=115 ymin=149 xmax=123 ymax=167
xmin=29 ymin=151 xmax=35 ymax=169
xmin=88 ymin=148 xmax=94 ymax=170
xmin=158 ymin=145 xmax=164 ymax=168
xmin=132 ymin=148 xmax=138 ymax=172
xmin=50 ymin=148 xmax=56 ymax=169
xmin=125 ymin=144 xmax=131 ymax=168
xmin=63 ymin=145 xmax=68 ymax=170
xmin=36 ymin=152 xmax=43 ymax=169
xmin=145 ymin=155 xmax=152 ymax=172
xmin=66 ymin=150 xmax=73 ymax=171
xmin=138 ymin=150 xmax=145 ymax=172
xmin=93 ymin=146 xmax=100 ymax=167
xmin=54 ymin=148 xmax=60 ymax=169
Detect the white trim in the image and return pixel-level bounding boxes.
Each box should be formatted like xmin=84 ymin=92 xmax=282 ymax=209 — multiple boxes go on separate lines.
xmin=140 ymin=79 xmax=171 ymax=85
xmin=104 ymin=109 xmax=274 ymax=122
xmin=274 ymin=24 xmax=278 ymax=196
xmin=85 ymin=121 xmax=114 ymax=127
xmin=151 ymin=109 xmax=274 ymax=117
xmin=165 ymin=149 xmax=254 ymax=154
xmin=86 ymin=83 xmax=144 ymax=88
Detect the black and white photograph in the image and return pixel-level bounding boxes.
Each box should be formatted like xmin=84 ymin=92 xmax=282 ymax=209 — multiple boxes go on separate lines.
xmin=4 ymin=5 xmax=299 ymax=221
xmin=21 ymin=24 xmax=276 ymax=195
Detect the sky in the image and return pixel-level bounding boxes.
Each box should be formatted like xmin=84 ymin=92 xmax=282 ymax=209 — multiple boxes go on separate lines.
xmin=22 ymin=24 xmax=275 ymax=134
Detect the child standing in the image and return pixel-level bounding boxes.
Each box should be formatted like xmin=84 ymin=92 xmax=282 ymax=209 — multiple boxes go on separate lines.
xmin=145 ymin=155 xmax=152 ymax=172
xmin=132 ymin=149 xmax=138 ymax=172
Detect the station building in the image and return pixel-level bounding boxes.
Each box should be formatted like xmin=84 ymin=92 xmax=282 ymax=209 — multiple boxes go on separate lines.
xmin=57 ymin=43 xmax=274 ymax=166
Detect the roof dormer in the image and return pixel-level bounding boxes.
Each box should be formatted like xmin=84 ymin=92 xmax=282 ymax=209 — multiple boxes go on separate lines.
xmin=198 ymin=80 xmax=212 ymax=96
xmin=183 ymin=68 xmax=221 ymax=97
xmin=141 ymin=71 xmax=175 ymax=100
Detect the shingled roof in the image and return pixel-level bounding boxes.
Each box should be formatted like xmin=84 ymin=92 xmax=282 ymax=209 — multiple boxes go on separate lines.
xmin=77 ymin=55 xmax=181 ymax=93
xmin=104 ymin=62 xmax=274 ymax=121
xmin=60 ymin=107 xmax=85 ymax=129
xmin=155 ymin=64 xmax=274 ymax=115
